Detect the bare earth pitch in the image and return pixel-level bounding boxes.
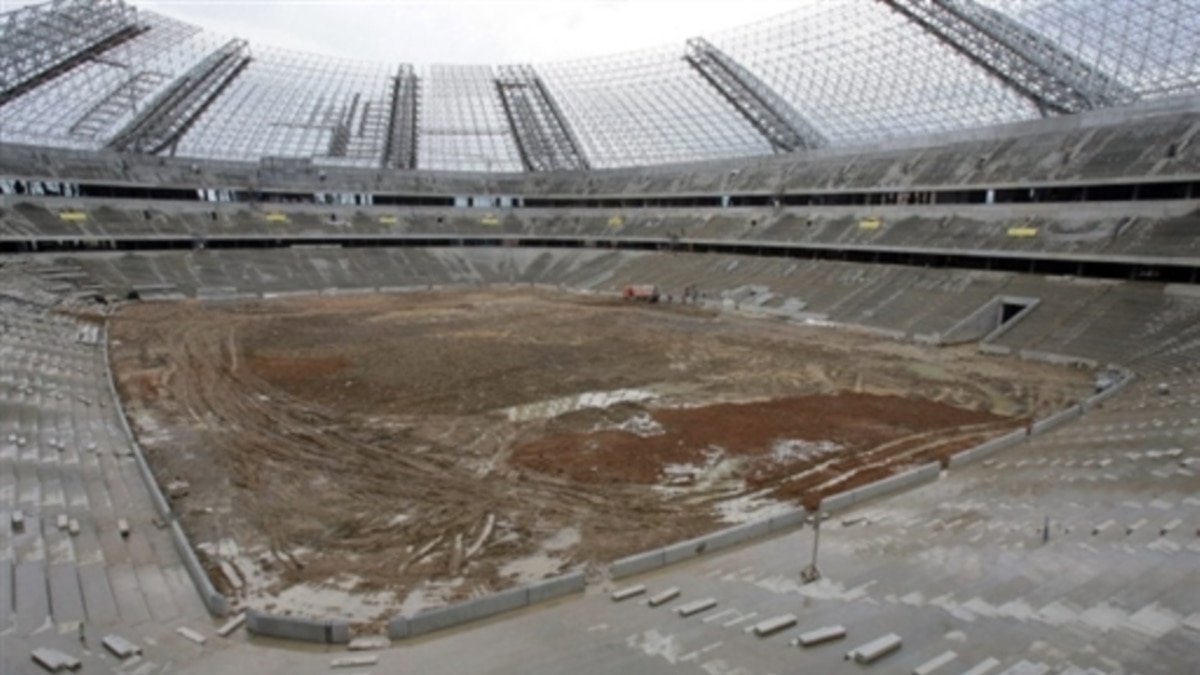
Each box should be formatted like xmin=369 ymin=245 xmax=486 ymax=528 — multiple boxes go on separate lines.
xmin=107 ymin=289 xmax=1090 ymax=628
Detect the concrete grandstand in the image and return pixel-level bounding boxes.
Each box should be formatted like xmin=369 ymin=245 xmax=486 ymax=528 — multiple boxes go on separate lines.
xmin=2 ymin=1 xmax=1200 ymax=674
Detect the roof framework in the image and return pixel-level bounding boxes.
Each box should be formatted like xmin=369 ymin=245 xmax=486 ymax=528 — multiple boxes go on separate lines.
xmin=879 ymin=0 xmax=1136 ymax=115
xmin=683 ymin=37 xmax=826 ymax=152
xmin=105 ymin=39 xmax=251 ymax=155
xmin=0 ymin=0 xmax=1198 ymax=171
xmin=538 ymin=47 xmax=773 ymax=168
xmin=172 ymin=49 xmax=395 ymax=167
xmin=0 ymin=0 xmax=144 ymax=106
xmin=495 ymin=65 xmax=590 ymax=172
xmin=382 ymin=65 xmax=420 ymax=171
xmin=418 ymin=65 xmax=524 ymax=172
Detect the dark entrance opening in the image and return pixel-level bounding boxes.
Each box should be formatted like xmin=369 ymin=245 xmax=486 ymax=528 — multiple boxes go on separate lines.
xmin=1000 ymin=301 xmax=1025 ymax=324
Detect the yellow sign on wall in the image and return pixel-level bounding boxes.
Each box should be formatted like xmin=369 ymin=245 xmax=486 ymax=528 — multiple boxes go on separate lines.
xmin=608 ymin=215 xmax=624 ymax=227
xmin=378 ymin=215 xmax=398 ymax=224
xmin=480 ymin=215 xmax=500 ymax=226
xmin=58 ymin=211 xmax=87 ymax=221
xmin=1007 ymin=226 xmax=1038 ymax=238
xmin=265 ymin=212 xmax=289 ymax=223
xmin=858 ymin=216 xmax=882 ymax=230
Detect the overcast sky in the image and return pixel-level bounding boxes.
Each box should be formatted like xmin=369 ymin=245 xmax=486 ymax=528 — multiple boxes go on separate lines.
xmin=1 ymin=0 xmax=805 ymax=64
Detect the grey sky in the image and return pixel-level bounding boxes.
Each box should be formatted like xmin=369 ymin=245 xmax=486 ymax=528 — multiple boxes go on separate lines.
xmin=1 ymin=0 xmax=805 ymax=64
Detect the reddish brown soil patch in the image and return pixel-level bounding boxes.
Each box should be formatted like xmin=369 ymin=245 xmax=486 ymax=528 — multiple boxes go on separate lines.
xmin=512 ymin=392 xmax=1019 ymax=487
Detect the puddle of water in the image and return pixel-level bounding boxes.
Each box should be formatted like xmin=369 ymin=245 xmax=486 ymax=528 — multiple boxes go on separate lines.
xmin=251 ymin=580 xmax=399 ymax=620
xmin=398 ymin=578 xmax=465 ymax=616
xmin=770 ymin=439 xmax=843 ymax=463
xmin=542 ymin=526 xmax=580 ymax=552
xmin=499 ymin=552 xmax=567 ymax=583
xmin=656 ymin=448 xmax=742 ymax=491
xmin=503 ymin=388 xmax=658 ymax=422
xmin=593 ymin=412 xmax=665 ymax=437
xmin=496 ymin=527 xmax=580 ymax=584
xmin=714 ymin=487 xmax=795 ymax=524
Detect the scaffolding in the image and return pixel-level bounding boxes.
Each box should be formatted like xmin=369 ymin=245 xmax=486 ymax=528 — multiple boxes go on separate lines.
xmin=1 ymin=0 xmax=1198 ymax=170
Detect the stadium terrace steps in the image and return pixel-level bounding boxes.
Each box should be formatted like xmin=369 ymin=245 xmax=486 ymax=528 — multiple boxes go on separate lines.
xmin=49 ymin=249 xmax=1199 ymax=376
xmin=0 ymin=287 xmax=207 ymax=636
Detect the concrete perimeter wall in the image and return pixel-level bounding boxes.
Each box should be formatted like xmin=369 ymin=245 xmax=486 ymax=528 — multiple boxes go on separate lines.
xmin=245 ymin=609 xmax=350 ymax=644
xmin=948 ymin=428 xmax=1028 ymax=468
xmin=102 ymin=323 xmax=230 ymax=617
xmin=1031 ymin=403 xmax=1084 ymax=435
xmin=171 ymin=521 xmax=229 ymax=617
xmin=819 ymin=462 xmax=941 ymax=514
xmin=949 ymin=367 xmax=1134 ymax=468
xmin=388 ymin=570 xmax=585 ymax=640
xmin=609 ymin=507 xmax=809 ymax=580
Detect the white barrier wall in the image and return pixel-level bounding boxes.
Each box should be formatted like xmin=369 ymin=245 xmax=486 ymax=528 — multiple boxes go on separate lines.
xmin=948 ymin=428 xmax=1028 ymax=468
xmin=609 ymin=508 xmax=808 ymax=581
xmin=949 ymin=367 xmax=1134 ymax=468
xmin=610 ymin=550 xmax=667 ymax=580
xmin=1031 ymin=404 xmax=1083 ymax=435
xmin=819 ymin=463 xmax=941 ymax=514
xmin=388 ymin=570 xmax=585 ymax=640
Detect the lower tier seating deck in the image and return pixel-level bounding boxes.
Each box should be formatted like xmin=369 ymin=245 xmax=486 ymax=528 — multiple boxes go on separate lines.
xmin=0 ymin=269 xmax=208 ymax=674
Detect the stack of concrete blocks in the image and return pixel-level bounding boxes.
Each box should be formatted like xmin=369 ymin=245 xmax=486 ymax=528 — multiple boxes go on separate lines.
xmin=388 ymin=570 xmax=585 ymax=640
xmin=245 ymin=609 xmax=351 ymax=644
xmin=609 ymin=508 xmax=808 ymax=580
xmin=819 ymin=462 xmax=941 ymax=515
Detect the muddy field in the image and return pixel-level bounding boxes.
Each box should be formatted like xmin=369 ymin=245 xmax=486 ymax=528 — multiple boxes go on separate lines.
xmin=108 ymin=288 xmax=1091 ymax=626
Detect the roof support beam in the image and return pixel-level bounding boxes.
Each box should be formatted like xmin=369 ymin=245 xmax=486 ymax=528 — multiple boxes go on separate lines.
xmin=878 ymin=0 xmax=1137 ymax=115
xmin=494 ymin=65 xmax=590 ymax=172
xmin=382 ymin=65 xmax=420 ymax=170
xmin=0 ymin=0 xmax=147 ymax=108
xmin=684 ymin=37 xmax=827 ymax=153
xmin=106 ymin=39 xmax=251 ymax=155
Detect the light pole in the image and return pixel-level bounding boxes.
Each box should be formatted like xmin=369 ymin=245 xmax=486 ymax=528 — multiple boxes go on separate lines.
xmin=801 ymin=512 xmax=822 ymax=583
